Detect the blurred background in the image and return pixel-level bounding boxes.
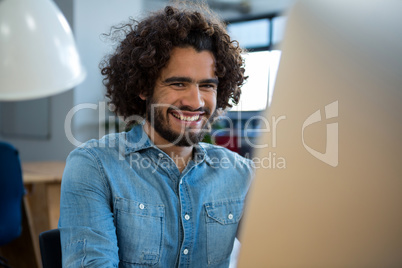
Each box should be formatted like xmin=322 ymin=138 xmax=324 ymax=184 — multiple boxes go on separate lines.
xmin=0 ymin=0 xmax=295 ymax=162
xmin=4 ymin=1 xmax=402 ymax=267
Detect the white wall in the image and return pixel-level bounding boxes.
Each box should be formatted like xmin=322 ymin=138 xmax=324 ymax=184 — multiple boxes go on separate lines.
xmin=71 ymin=0 xmax=143 ymax=144
xmin=249 ymin=0 xmax=295 ymax=15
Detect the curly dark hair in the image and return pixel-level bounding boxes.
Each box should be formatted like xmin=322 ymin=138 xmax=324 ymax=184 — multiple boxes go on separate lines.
xmin=100 ymin=4 xmax=247 ymax=121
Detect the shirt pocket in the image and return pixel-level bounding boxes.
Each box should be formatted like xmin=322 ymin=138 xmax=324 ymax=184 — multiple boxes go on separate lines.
xmin=204 ymin=198 xmax=244 ymax=265
xmin=114 ymin=197 xmax=165 ymax=266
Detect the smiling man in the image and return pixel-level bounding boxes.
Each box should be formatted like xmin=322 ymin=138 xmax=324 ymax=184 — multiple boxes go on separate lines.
xmin=59 ymin=4 xmax=254 ymax=268
xmin=142 ymin=46 xmax=219 ymax=171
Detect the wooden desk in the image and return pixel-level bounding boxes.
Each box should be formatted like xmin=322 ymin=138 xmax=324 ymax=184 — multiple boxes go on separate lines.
xmin=0 ymin=162 xmax=65 ymax=268
xmin=23 ymin=161 xmax=65 ymax=267
xmin=23 ymin=161 xmax=65 ymax=230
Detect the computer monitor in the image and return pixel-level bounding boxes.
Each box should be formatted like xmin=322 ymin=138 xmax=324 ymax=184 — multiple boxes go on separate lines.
xmin=237 ymin=0 xmax=402 ymax=267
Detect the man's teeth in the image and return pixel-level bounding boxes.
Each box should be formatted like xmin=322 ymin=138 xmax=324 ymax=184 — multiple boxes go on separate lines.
xmin=172 ymin=113 xmax=200 ymax=122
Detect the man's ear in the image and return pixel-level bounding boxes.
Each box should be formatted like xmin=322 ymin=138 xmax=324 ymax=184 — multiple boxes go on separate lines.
xmin=139 ymin=92 xmax=147 ymax=101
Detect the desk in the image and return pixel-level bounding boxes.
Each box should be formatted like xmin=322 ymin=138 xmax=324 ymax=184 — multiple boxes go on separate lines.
xmin=0 ymin=162 xmax=65 ymax=268
xmin=23 ymin=161 xmax=65 ymax=267
xmin=23 ymin=161 xmax=65 ymax=230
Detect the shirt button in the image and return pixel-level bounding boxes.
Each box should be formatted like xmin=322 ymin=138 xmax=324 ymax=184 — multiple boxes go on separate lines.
xmin=228 ymin=213 xmax=233 ymax=220
xmin=184 ymin=214 xmax=190 ymax=220
xmin=179 ymin=179 xmax=183 ymax=185
xmin=183 ymin=248 xmax=189 ymax=255
xmin=139 ymin=203 xmax=145 ymax=210
xmin=158 ymin=153 xmax=163 ymax=158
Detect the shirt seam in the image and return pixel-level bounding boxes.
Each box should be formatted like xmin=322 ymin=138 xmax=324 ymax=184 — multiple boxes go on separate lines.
xmin=76 ymin=147 xmax=112 ymax=200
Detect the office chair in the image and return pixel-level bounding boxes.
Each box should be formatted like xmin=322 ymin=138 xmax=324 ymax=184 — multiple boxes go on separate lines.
xmin=39 ymin=229 xmax=62 ymax=268
xmin=0 ymin=141 xmax=25 ymax=246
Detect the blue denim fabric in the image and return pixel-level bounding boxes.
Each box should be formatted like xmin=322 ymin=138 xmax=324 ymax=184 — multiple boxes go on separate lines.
xmin=59 ymin=123 xmax=254 ymax=268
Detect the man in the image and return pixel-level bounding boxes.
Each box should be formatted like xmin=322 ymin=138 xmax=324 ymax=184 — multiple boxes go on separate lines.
xmin=59 ymin=4 xmax=253 ymax=268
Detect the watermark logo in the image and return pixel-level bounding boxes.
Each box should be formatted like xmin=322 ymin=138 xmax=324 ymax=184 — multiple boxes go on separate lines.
xmin=302 ymin=101 xmax=338 ymax=167
xmin=63 ymin=100 xmax=340 ymax=169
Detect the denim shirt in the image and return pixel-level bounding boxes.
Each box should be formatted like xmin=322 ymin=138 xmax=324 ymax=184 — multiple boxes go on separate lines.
xmin=59 ymin=123 xmax=254 ymax=268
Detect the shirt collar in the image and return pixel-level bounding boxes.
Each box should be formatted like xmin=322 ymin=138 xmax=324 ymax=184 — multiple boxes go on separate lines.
xmin=193 ymin=143 xmax=213 ymax=165
xmin=124 ymin=121 xmax=154 ymax=154
xmin=124 ymin=121 xmax=212 ymax=165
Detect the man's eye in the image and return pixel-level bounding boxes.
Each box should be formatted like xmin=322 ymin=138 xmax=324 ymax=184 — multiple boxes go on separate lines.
xmin=200 ymin=84 xmax=217 ymax=90
xmin=171 ymin=83 xmax=185 ymax=87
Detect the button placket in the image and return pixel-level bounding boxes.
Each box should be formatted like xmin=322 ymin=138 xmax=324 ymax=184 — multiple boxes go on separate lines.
xmin=178 ymin=173 xmax=194 ymax=264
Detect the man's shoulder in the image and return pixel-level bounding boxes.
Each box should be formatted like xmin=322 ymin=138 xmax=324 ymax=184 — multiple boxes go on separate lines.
xmin=77 ymin=132 xmax=125 ymax=149
xmin=69 ymin=132 xmax=127 ymax=160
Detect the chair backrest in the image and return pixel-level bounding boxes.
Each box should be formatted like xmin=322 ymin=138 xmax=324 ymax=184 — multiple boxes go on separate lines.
xmin=0 ymin=141 xmax=25 ymax=246
xmin=39 ymin=229 xmax=62 ymax=268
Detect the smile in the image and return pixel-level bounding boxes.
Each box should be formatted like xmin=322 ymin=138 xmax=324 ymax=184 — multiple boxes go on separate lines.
xmin=171 ymin=112 xmax=200 ymax=122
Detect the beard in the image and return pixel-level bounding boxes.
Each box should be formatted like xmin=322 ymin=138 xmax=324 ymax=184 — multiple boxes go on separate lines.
xmin=146 ymin=99 xmax=216 ymax=147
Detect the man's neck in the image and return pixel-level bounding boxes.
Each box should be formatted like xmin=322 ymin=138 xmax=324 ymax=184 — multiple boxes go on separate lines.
xmin=143 ymin=122 xmax=193 ymax=172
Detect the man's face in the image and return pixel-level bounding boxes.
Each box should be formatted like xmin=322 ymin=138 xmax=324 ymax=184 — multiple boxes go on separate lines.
xmin=142 ymin=46 xmax=218 ymax=147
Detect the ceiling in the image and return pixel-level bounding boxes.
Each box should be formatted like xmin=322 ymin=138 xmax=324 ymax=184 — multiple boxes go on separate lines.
xmin=143 ymin=0 xmax=296 ymax=20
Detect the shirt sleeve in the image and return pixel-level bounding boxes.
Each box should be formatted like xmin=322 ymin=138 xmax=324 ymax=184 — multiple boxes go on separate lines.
xmin=58 ymin=147 xmax=119 ymax=267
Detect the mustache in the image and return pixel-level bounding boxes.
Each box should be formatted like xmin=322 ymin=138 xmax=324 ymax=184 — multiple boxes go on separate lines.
xmin=167 ymin=106 xmax=211 ymax=116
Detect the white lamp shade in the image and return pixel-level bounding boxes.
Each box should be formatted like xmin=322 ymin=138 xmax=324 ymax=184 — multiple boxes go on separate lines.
xmin=0 ymin=0 xmax=86 ymax=101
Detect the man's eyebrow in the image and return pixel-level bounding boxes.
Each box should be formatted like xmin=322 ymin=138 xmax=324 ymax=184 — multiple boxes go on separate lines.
xmin=163 ymin=77 xmax=193 ymax=83
xmin=163 ymin=77 xmax=219 ymax=85
xmin=200 ymin=78 xmax=219 ymax=85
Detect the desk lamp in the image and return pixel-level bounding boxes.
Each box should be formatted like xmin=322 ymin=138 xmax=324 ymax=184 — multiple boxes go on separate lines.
xmin=0 ymin=0 xmax=86 ymax=100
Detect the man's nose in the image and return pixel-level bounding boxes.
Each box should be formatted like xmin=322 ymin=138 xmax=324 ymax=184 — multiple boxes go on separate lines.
xmin=181 ymin=85 xmax=205 ymax=109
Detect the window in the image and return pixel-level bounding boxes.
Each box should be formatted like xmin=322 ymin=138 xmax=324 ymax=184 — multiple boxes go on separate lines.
xmin=226 ymin=14 xmax=287 ymax=113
